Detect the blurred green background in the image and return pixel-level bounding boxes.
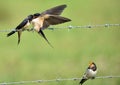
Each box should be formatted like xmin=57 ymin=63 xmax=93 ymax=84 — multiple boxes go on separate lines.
xmin=0 ymin=0 xmax=120 ymax=85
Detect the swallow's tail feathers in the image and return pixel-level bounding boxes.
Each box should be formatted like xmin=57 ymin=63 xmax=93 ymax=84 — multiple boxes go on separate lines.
xmin=46 ymin=15 xmax=71 ymax=25
xmin=79 ymin=78 xmax=87 ymax=85
xmin=17 ymin=31 xmax=22 ymax=45
xmin=38 ymin=29 xmax=53 ymax=48
xmin=7 ymin=30 xmax=16 ymax=37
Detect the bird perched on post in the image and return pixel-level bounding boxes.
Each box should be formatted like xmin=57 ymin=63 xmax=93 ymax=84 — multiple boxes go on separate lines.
xmin=79 ymin=62 xmax=97 ymax=85
xmin=31 ymin=4 xmax=71 ymax=47
xmin=7 ymin=15 xmax=33 ymax=44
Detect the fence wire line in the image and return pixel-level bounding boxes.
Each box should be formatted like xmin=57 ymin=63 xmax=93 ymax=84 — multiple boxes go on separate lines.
xmin=0 ymin=76 xmax=120 ymax=85
xmin=0 ymin=24 xmax=120 ymax=32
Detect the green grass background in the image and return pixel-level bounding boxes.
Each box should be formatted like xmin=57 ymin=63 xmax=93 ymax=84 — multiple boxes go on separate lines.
xmin=0 ymin=0 xmax=120 ymax=85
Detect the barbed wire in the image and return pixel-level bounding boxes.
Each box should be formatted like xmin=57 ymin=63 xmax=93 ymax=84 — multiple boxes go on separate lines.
xmin=0 ymin=24 xmax=120 ymax=32
xmin=0 ymin=76 xmax=120 ymax=85
xmin=48 ymin=23 xmax=120 ymax=30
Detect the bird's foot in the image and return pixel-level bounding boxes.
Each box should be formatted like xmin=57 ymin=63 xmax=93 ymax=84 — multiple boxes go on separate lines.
xmin=91 ymin=77 xmax=95 ymax=79
xmin=26 ymin=28 xmax=34 ymax=32
xmin=48 ymin=27 xmax=54 ymax=30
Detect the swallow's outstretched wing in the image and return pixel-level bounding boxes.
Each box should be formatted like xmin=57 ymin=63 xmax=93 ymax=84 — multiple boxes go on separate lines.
xmin=41 ymin=15 xmax=71 ymax=30
xmin=40 ymin=4 xmax=70 ymax=30
xmin=41 ymin=4 xmax=67 ymax=15
xmin=45 ymin=15 xmax=71 ymax=24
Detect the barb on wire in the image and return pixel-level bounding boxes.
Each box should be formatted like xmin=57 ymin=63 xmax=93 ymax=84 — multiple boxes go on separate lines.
xmin=0 ymin=24 xmax=120 ymax=32
xmin=0 ymin=76 xmax=120 ymax=85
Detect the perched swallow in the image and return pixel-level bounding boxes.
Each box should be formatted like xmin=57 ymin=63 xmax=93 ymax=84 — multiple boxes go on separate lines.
xmin=31 ymin=4 xmax=71 ymax=47
xmin=7 ymin=15 xmax=33 ymax=44
xmin=79 ymin=62 xmax=97 ymax=85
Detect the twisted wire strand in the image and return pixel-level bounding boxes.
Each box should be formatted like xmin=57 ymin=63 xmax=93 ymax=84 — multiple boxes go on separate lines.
xmin=0 ymin=24 xmax=120 ymax=32
xmin=0 ymin=76 xmax=120 ymax=85
xmin=48 ymin=24 xmax=120 ymax=30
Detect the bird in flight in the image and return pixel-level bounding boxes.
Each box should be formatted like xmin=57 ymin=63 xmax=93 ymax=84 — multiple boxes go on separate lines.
xmin=7 ymin=4 xmax=71 ymax=46
xmin=79 ymin=62 xmax=97 ymax=85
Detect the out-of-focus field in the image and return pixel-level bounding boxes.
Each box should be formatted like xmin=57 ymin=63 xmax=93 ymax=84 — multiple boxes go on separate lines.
xmin=0 ymin=0 xmax=120 ymax=85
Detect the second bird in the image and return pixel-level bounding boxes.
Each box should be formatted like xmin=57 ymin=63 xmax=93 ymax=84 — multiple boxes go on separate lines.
xmin=7 ymin=15 xmax=33 ymax=44
xmin=31 ymin=4 xmax=71 ymax=47
xmin=79 ymin=62 xmax=97 ymax=85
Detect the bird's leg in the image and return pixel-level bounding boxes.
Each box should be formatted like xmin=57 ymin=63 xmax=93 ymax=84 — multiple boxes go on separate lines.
xmin=91 ymin=77 xmax=95 ymax=79
xmin=26 ymin=28 xmax=34 ymax=32
xmin=30 ymin=28 xmax=34 ymax=32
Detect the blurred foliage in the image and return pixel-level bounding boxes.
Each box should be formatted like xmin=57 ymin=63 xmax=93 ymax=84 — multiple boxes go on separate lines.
xmin=0 ymin=0 xmax=120 ymax=85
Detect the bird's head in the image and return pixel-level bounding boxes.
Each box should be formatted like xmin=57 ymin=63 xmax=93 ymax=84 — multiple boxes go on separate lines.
xmin=33 ymin=13 xmax=41 ymax=18
xmin=88 ymin=62 xmax=97 ymax=71
xmin=27 ymin=15 xmax=34 ymax=21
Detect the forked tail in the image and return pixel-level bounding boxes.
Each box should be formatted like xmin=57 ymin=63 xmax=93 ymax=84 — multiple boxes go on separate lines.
xmin=7 ymin=30 xmax=16 ymax=37
xmin=38 ymin=29 xmax=53 ymax=48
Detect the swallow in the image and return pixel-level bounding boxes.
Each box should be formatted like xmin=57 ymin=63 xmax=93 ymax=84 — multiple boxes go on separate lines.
xmin=31 ymin=4 xmax=71 ymax=47
xmin=79 ymin=62 xmax=97 ymax=85
xmin=7 ymin=15 xmax=33 ymax=44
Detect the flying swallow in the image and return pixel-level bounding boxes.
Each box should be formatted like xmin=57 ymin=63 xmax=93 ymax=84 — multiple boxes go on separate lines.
xmin=79 ymin=62 xmax=97 ymax=85
xmin=31 ymin=4 xmax=71 ymax=47
xmin=7 ymin=15 xmax=33 ymax=44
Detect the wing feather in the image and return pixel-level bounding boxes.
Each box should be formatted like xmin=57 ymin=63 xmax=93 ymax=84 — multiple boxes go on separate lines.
xmin=45 ymin=15 xmax=71 ymax=25
xmin=41 ymin=15 xmax=71 ymax=30
xmin=41 ymin=4 xmax=67 ymax=16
